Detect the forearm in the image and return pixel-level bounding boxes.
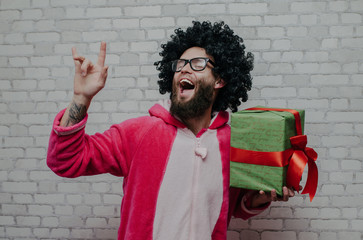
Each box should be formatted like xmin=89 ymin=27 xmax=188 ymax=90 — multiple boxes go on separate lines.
xmin=60 ymin=95 xmax=90 ymax=127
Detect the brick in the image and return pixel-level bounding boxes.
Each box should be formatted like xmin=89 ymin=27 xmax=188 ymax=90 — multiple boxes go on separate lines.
xmin=8 ymin=102 xmax=36 ymax=113
xmin=245 ymin=39 xmax=270 ymax=50
xmin=2 ymin=204 xmax=27 ymax=215
xmin=26 ymin=32 xmax=60 ymax=42
xmin=0 ymin=216 xmax=15 ymax=225
xmin=250 ymin=219 xmax=283 ymax=230
xmin=300 ymin=15 xmax=318 ymax=25
xmin=331 ymin=99 xmax=348 ymax=110
xmin=265 ymin=15 xmax=298 ymax=25
xmin=281 ymin=51 xmax=303 ymax=62
xmin=34 ymin=194 xmax=65 ymax=204
xmin=74 ymin=205 xmax=92 ymax=215
xmin=4 ymin=33 xmax=25 ymax=44
xmin=120 ymin=30 xmax=145 ymax=41
xmin=322 ymin=38 xmax=338 ymax=49
xmin=188 ymin=4 xmax=225 ymax=14
xmin=22 ymin=9 xmax=42 ymax=19
xmin=294 ymin=208 xmax=319 ymax=218
xmin=269 ymin=63 xmax=293 ymax=74
xmin=262 ymin=52 xmax=280 ymax=62
xmin=86 ymin=7 xmax=122 ymax=18
xmin=13 ymin=194 xmax=33 ymax=204
xmin=0 ymin=10 xmax=21 ymax=20
xmin=130 ymin=41 xmax=158 ymax=52
xmin=92 ymin=182 xmax=111 ymax=193
xmin=339 ymin=232 xmax=361 ymax=240
xmin=342 ymin=13 xmax=361 ymax=23
xmin=261 ymin=231 xmax=296 ymax=240
xmin=82 ymin=31 xmax=118 ymax=42
xmin=1 ymin=0 xmax=31 ymax=9
xmin=229 ymin=3 xmax=268 ymax=14
xmin=310 ymin=220 xmax=348 ymax=230
xmin=58 ymin=182 xmax=90 ymax=193
xmin=30 ymin=56 xmax=61 ymax=66
xmin=28 ymin=205 xmax=53 ymax=215
xmin=55 ymin=205 xmax=73 ymax=215
xmin=71 ymin=229 xmax=93 ymax=239
xmin=291 ymin=2 xmax=326 ymax=12
xmin=342 ymin=208 xmax=357 ymax=218
xmin=320 ymin=232 xmax=337 ymax=240
xmin=327 ymin=112 xmax=363 ymax=123
xmin=261 ymin=87 xmax=296 ymax=98
xmin=299 ymin=232 xmax=318 ymax=240
xmin=9 ymin=57 xmax=29 ymax=66
xmin=285 ymin=219 xmax=309 ymax=230
xmin=85 ymin=217 xmax=107 ymax=227
xmin=311 ymin=75 xmax=349 ymax=85
xmin=292 ymin=38 xmax=320 ymax=50
xmin=162 ymin=5 xmax=187 ymax=16
xmin=50 ymin=228 xmax=70 ymax=238
xmin=8 ymin=170 xmax=28 ymax=181
xmin=16 ymin=216 xmax=41 ymax=226
xmin=112 ymin=19 xmax=139 ymax=29
xmin=66 ymin=8 xmax=85 ymax=18
xmin=0 ymin=68 xmax=23 ymax=79
xmin=104 ymin=194 xmax=122 ymax=205
xmin=93 ymin=206 xmax=115 ymax=216
xmin=320 ymin=208 xmax=340 ymax=218
xmin=5 ymin=227 xmax=32 ymax=237
xmin=257 ymin=27 xmax=284 ymax=38
xmin=2 ymin=182 xmax=37 ymax=193
xmin=41 ymin=217 xmax=59 ymax=227
xmin=330 ymin=26 xmax=354 ymax=36
xmin=24 ymin=67 xmax=50 ymax=79
xmin=140 ymin=17 xmax=175 ymax=28
xmin=125 ymin=6 xmax=161 ymax=16
xmin=59 ymin=216 xmax=83 ymax=227
xmin=288 ymin=99 xmax=328 ymax=109
xmin=329 ymin=147 xmax=349 ymax=158
xmin=95 ymin=229 xmax=118 ymax=239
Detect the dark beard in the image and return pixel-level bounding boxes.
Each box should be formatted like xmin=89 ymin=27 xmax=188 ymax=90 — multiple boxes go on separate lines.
xmin=170 ymin=80 xmax=214 ymax=120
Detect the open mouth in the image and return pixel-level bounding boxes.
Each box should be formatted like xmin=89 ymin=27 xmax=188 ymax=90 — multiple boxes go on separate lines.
xmin=180 ymin=79 xmax=195 ymax=91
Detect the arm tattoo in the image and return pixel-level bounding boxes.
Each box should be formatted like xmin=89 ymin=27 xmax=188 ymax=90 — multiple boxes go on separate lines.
xmin=66 ymin=101 xmax=87 ymax=126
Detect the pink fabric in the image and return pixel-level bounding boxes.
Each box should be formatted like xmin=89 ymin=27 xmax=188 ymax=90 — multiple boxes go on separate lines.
xmin=47 ymin=104 xmax=267 ymax=240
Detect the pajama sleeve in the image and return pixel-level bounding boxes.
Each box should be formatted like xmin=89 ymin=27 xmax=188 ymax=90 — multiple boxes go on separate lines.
xmin=229 ymin=187 xmax=270 ymax=221
xmin=47 ymin=109 xmax=131 ymax=178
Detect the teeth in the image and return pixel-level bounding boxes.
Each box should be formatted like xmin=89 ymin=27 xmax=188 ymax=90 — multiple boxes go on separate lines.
xmin=180 ymin=79 xmax=194 ymax=86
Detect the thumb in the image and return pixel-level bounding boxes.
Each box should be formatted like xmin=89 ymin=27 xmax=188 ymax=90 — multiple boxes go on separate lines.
xmin=100 ymin=66 xmax=109 ymax=83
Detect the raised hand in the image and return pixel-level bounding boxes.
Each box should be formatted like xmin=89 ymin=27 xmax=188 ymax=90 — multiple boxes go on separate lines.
xmin=72 ymin=41 xmax=108 ymax=105
xmin=60 ymin=42 xmax=108 ymax=127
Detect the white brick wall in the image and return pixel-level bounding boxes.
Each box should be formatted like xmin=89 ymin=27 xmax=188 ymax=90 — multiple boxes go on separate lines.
xmin=0 ymin=1 xmax=362 ymax=240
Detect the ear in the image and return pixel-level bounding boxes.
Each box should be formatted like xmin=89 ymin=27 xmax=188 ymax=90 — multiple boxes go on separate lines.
xmin=214 ymin=78 xmax=226 ymax=89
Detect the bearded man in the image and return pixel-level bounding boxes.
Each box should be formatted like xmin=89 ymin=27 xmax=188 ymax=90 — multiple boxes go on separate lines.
xmin=47 ymin=21 xmax=295 ymax=240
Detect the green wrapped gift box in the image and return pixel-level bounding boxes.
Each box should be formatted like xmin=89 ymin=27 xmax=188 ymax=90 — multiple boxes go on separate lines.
xmin=230 ymin=107 xmax=305 ymax=196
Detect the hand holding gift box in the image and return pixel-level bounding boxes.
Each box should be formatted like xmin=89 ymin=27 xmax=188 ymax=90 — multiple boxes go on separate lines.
xmin=230 ymin=107 xmax=318 ymax=201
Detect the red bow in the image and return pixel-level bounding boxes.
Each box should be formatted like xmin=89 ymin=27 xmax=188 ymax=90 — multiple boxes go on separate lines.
xmin=287 ymin=135 xmax=318 ymax=201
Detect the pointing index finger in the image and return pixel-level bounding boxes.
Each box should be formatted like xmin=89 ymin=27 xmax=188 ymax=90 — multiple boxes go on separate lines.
xmin=97 ymin=42 xmax=106 ymax=66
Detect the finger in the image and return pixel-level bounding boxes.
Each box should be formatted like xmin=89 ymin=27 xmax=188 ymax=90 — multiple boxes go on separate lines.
xmin=100 ymin=66 xmax=109 ymax=83
xmin=97 ymin=42 xmax=106 ymax=67
xmin=81 ymin=59 xmax=93 ymax=76
xmin=271 ymin=189 xmax=277 ymax=201
xmin=282 ymin=186 xmax=289 ymax=201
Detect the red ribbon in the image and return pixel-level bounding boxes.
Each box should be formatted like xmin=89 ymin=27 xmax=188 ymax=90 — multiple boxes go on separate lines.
xmin=231 ymin=107 xmax=318 ymax=201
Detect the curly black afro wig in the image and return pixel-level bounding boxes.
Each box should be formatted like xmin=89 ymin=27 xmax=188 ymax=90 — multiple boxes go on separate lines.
xmin=154 ymin=21 xmax=254 ymax=113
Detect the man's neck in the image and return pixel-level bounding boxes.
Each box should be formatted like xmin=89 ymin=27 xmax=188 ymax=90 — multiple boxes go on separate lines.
xmin=182 ymin=108 xmax=213 ymax=136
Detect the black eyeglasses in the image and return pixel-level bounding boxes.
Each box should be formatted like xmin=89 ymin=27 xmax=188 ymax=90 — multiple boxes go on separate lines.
xmin=171 ymin=57 xmax=215 ymax=72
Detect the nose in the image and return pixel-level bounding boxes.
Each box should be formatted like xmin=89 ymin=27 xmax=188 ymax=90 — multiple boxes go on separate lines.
xmin=180 ymin=61 xmax=193 ymax=73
